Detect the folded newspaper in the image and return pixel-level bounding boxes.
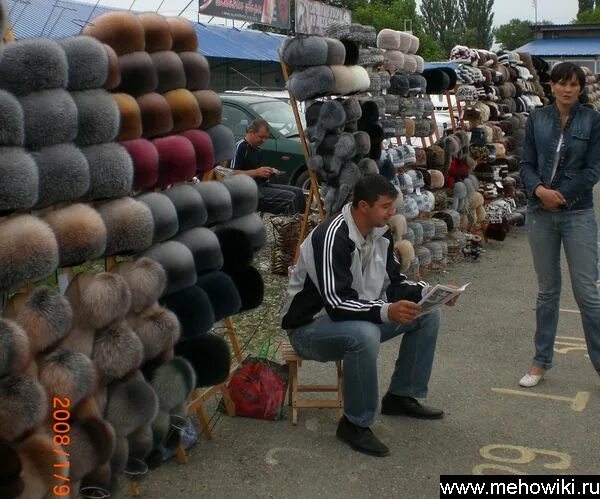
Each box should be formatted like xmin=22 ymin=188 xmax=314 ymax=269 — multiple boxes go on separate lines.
xmin=417 ymin=283 xmax=470 ymax=316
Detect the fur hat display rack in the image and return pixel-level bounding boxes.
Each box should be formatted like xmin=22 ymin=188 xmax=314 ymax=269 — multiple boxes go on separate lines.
xmin=0 ymin=4 xmax=266 ymax=497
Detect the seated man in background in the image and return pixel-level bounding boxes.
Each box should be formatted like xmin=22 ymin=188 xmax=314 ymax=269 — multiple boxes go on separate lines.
xmin=231 ymin=118 xmax=306 ymax=216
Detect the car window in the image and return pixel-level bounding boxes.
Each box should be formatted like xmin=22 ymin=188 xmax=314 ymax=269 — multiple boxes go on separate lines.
xmin=249 ymin=100 xmax=306 ymax=138
xmin=222 ymin=104 xmax=253 ymax=138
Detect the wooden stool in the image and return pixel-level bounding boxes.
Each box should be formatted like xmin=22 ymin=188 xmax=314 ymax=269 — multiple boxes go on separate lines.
xmin=281 ymin=341 xmax=343 ymax=425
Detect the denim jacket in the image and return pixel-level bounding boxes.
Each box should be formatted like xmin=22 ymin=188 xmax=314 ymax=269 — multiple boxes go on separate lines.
xmin=520 ymin=101 xmax=600 ymax=211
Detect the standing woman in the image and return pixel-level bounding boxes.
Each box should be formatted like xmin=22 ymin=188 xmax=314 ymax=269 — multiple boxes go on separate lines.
xmin=519 ymin=62 xmax=600 ymax=387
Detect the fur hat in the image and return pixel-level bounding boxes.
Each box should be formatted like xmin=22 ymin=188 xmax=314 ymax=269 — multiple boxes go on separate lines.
xmin=191 ymin=90 xmax=219 ymax=130
xmin=0 ymin=319 xmax=31 ymax=377
xmin=227 ymin=265 xmax=264 ymax=312
xmin=160 ymin=284 xmax=215 ymax=337
xmin=153 ymin=135 xmax=197 ymax=188
xmin=353 ymin=131 xmax=371 ymax=157
xmin=388 ymin=214 xmax=407 ymax=240
xmin=191 ymin=180 xmax=233 ymax=224
xmin=128 ymin=303 xmax=180 ymax=361
xmin=120 ymin=139 xmax=159 ymax=191
xmin=422 ymin=69 xmax=450 ymax=94
xmin=341 ymin=40 xmax=360 ymax=66
xmin=305 ymin=99 xmax=346 ymax=149
xmin=128 ymin=423 xmax=153 ymax=462
xmin=138 ymin=12 xmax=173 ymax=52
xmin=93 ymin=320 xmax=144 ymax=382
xmin=394 ymin=240 xmax=415 ymax=272
xmin=0 ymin=39 xmax=68 ymax=95
xmin=0 ymin=215 xmax=58 ymax=292
xmin=330 ymin=65 xmax=355 ymax=95
xmin=174 ymin=227 xmax=224 ymax=273
xmin=0 ymin=375 xmax=47 ymax=441
xmin=213 ymin=212 xmax=266 ymax=251
xmin=179 ymin=51 xmax=210 ymax=91
xmin=80 ymin=143 xmax=133 ymax=201
xmin=0 ymin=147 xmax=38 ymax=212
xmin=215 ymin=228 xmax=253 ymax=273
xmin=113 ymin=93 xmax=143 ymax=141
xmin=221 ymin=175 xmax=259 ymax=217
xmin=117 ymin=51 xmax=159 ymax=96
xmin=289 ymin=65 xmax=335 ymax=101
xmin=16 ymin=433 xmax=66 ymax=498
xmin=140 ymin=241 xmax=197 ymax=295
xmin=196 ymin=271 xmax=242 ymax=321
xmin=180 ymin=129 xmax=215 ymax=173
xmin=147 ymin=357 xmax=195 ymax=411
xmin=42 ymin=204 xmax=106 ymax=266
xmin=377 ymin=29 xmax=400 ymax=50
xmin=105 ymin=378 xmax=159 ymax=436
xmin=59 ymin=36 xmax=108 ymax=90
xmin=206 ymin=124 xmax=236 ymax=165
xmin=137 ymin=92 xmax=173 ymax=138
xmin=167 ymin=17 xmax=198 ymax=53
xmin=103 ymin=43 xmax=121 ymax=90
xmin=72 ymin=89 xmax=120 ymax=146
xmin=68 ymin=418 xmax=116 ymax=482
xmin=112 ymin=258 xmax=166 ymax=313
xmin=164 ymin=88 xmax=203 ymax=133
xmin=151 ymin=50 xmax=186 ymax=93
xmin=389 ymin=74 xmax=409 ymax=96
xmin=0 ymin=440 xmax=24 ymax=497
xmin=403 ymin=54 xmax=417 ymax=74
xmin=0 ymin=90 xmax=24 ymax=146
xmin=137 ymin=192 xmax=179 ymax=243
xmin=174 ymin=333 xmax=231 ymax=387
xmin=325 ymin=38 xmax=346 ymax=66
xmin=83 ymin=11 xmax=145 ymax=55
xmin=164 ymin=184 xmax=207 ymax=232
xmin=280 ymin=36 xmax=328 ymax=68
xmin=97 ymin=197 xmax=154 ymax=256
xmin=20 ymin=89 xmax=78 ymax=149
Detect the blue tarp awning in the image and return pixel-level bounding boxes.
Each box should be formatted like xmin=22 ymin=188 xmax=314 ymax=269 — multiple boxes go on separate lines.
xmin=6 ymin=0 xmax=287 ymax=62
xmin=516 ymin=38 xmax=600 ymax=57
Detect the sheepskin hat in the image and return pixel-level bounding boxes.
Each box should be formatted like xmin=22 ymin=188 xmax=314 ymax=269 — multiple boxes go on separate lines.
xmin=117 ymin=51 xmax=159 ymax=96
xmin=196 ymin=270 xmax=242 ymax=321
xmin=191 ymin=180 xmax=233 ymax=225
xmin=42 ymin=204 xmax=106 ymax=267
xmin=59 ymin=36 xmax=108 ymax=90
xmin=137 ymin=92 xmax=173 ymax=138
xmin=280 ymin=36 xmax=328 ymax=68
xmin=213 ymin=212 xmax=266 ymax=251
xmin=137 ymin=192 xmax=179 ymax=243
xmin=83 ymin=11 xmax=145 ymax=55
xmin=0 ymin=374 xmax=47 ymax=441
xmin=174 ymin=333 xmax=231 ymax=387
xmin=113 ymin=93 xmax=143 ymax=141
xmin=289 ymin=65 xmax=335 ymax=101
xmin=138 ymin=12 xmax=173 ymax=52
xmin=153 ymin=135 xmax=197 ymax=187
xmin=20 ymin=89 xmax=78 ymax=149
xmin=164 ymin=88 xmax=202 ymax=133
xmin=151 ymin=50 xmax=187 ymax=93
xmin=221 ymin=174 xmax=259 ymax=217
xmin=179 ymin=51 xmax=210 ymax=91
xmin=0 ymin=90 xmax=24 ymax=147
xmin=80 ymin=143 xmax=133 ymax=201
xmin=160 ymin=285 xmax=215 ymax=337
xmin=167 ymin=17 xmax=198 ymax=52
xmin=121 ymin=139 xmax=159 ymax=191
xmin=97 ymin=197 xmax=154 ymax=256
xmin=384 ymin=50 xmax=405 ymax=73
xmin=173 ymin=227 xmax=223 ymax=274
xmin=0 ymin=39 xmax=68 ymax=95
xmin=0 ymin=147 xmax=38 ymax=212
xmin=181 ymin=129 xmax=215 ymax=174
xmin=72 ymin=89 xmax=120 ymax=146
xmin=0 ymin=215 xmax=58 ymax=292
xmin=206 ymin=124 xmax=236 ymax=165
xmin=140 ymin=241 xmax=197 ymax=295
xmin=394 ymin=240 xmax=415 ymax=272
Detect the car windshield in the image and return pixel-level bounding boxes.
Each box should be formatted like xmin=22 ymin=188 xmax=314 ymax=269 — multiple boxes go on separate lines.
xmin=250 ymin=100 xmax=306 ymax=138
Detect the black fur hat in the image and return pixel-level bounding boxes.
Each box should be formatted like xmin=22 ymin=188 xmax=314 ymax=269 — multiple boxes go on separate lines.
xmin=105 ymin=378 xmax=159 ymax=436
xmin=0 ymin=440 xmax=24 ymax=498
xmin=0 ymin=215 xmax=58 ymax=292
xmin=214 ymin=228 xmax=253 ymax=273
xmin=140 ymin=241 xmax=197 ymax=295
xmin=112 ymin=258 xmax=167 ymax=314
xmin=137 ymin=192 xmax=179 ymax=244
xmin=213 ymin=213 xmax=266 ymax=251
xmin=42 ymin=204 xmax=107 ymax=267
xmin=128 ymin=303 xmax=181 ymax=362
xmin=174 ymin=333 xmax=231 ymax=387
xmin=147 ymin=356 xmax=195 ymax=411
xmin=59 ymin=36 xmax=109 ymax=90
xmin=0 ymin=319 xmax=31 ymax=377
xmin=117 ymin=51 xmax=158 ymax=97
xmin=80 ymin=143 xmax=134 ymax=202
xmin=195 ymin=271 xmax=242 ymax=321
xmin=68 ymin=418 xmax=116 ymax=482
xmin=220 ymin=175 xmax=259 ymax=218
xmin=92 ymin=320 xmax=144 ymax=383
xmin=0 ymin=90 xmax=24 ymax=146
xmin=0 ymin=375 xmax=47 ymax=441
xmin=72 ymin=89 xmax=120 ymax=146
xmin=160 ymin=284 xmax=215 ymax=338
xmin=228 ymin=265 xmax=264 ymax=312
xmin=96 ymin=197 xmax=154 ymax=256
xmin=172 ymin=227 xmax=224 ymax=274
xmin=163 ymin=184 xmax=207 ymax=232
xmin=127 ymin=423 xmax=153 ymax=461
xmin=191 ymin=180 xmax=233 ymax=225
xmin=0 ymin=147 xmax=38 ymax=212
xmin=33 ymin=144 xmax=90 ymax=208
xmin=422 ymin=69 xmax=451 ymax=94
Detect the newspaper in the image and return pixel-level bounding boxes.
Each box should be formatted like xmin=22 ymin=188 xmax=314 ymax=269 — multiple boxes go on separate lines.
xmin=417 ymin=283 xmax=470 ymax=317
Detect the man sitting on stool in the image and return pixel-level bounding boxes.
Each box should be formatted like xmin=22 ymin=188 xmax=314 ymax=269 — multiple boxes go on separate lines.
xmin=231 ymin=118 xmax=306 ymax=216
xmin=281 ymin=174 xmax=448 ymax=457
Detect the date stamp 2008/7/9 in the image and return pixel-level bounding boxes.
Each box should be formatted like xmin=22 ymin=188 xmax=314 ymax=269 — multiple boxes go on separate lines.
xmin=52 ymin=397 xmax=72 ymax=497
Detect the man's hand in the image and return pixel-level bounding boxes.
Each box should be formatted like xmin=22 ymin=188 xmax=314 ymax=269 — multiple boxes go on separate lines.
xmin=443 ymin=284 xmax=460 ymax=307
xmin=388 ymin=300 xmax=421 ymax=324
xmin=253 ymin=167 xmax=273 ymax=179
xmin=535 ymin=185 xmax=566 ymax=210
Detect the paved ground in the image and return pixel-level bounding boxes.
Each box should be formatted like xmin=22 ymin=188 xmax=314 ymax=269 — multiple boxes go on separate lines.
xmin=124 ymin=188 xmax=600 ymax=498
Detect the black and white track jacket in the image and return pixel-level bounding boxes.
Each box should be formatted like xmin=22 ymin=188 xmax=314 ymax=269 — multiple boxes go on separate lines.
xmin=281 ymin=204 xmax=428 ymax=330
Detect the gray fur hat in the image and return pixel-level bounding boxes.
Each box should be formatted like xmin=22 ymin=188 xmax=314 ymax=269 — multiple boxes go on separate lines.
xmin=173 ymin=227 xmax=224 ymax=274
xmin=0 ymin=90 xmax=24 ymax=146
xmin=325 ymin=37 xmax=346 ymax=66
xmin=331 ymin=162 xmax=362 ymax=214
xmin=80 ymin=143 xmax=134 ymax=202
xmin=147 ymin=357 xmax=196 ymax=412
xmin=221 ymin=174 xmax=259 ymax=218
xmin=0 ymin=374 xmax=47 ymax=441
xmin=128 ymin=423 xmax=153 ymax=462
xmin=353 ymin=131 xmax=371 ymax=157
xmin=179 ymin=51 xmax=210 ymax=91
xmin=289 ymin=65 xmax=334 ymax=101
xmin=72 ymin=89 xmax=120 ymax=146
xmin=42 ymin=203 xmax=107 ymax=267
xmin=357 ymin=158 xmax=378 ymax=175
xmin=0 ymin=147 xmax=38 ymax=212
xmin=206 ymin=124 xmax=236 ymax=165
xmin=141 ymin=241 xmax=197 ymax=295
xmin=96 ymin=197 xmax=154 ymax=256
xmin=305 ymin=99 xmax=346 ymax=149
xmin=105 ymin=378 xmax=159 ymax=436
xmin=33 ymin=144 xmax=89 ymax=208
xmin=164 ymin=184 xmax=207 ymax=232
xmin=20 ymin=89 xmax=78 ymax=149
xmin=59 ymin=36 xmax=109 ymax=90
xmin=0 ymin=215 xmax=58 ymax=292
xmin=213 ymin=213 xmax=266 ymax=251
xmin=0 ymin=0 xmax=7 ymax=45
xmin=342 ymin=97 xmax=362 ymax=123
xmin=191 ymin=180 xmax=233 ymax=225
xmin=281 ymin=36 xmax=328 ymax=68
xmin=68 ymin=418 xmax=116 ymax=482
xmin=0 ymin=38 xmax=68 ymax=95
xmin=137 ymin=192 xmax=179 ymax=244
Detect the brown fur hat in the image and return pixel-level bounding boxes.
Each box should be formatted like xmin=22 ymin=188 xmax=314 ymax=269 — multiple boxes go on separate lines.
xmin=193 ymin=90 xmax=221 ymax=130
xmin=0 ymin=215 xmax=58 ymax=293
xmin=103 ymin=44 xmax=121 ymax=90
xmin=128 ymin=303 xmax=181 ymax=362
xmin=16 ymin=433 xmax=63 ymax=499
xmin=42 ymin=204 xmax=107 ymax=267
xmin=167 ymin=17 xmax=198 ymax=52
xmin=69 ymin=417 xmax=116 ymax=481
xmin=0 ymin=375 xmax=47 ymax=441
xmin=117 ymin=51 xmax=158 ymax=97
xmin=164 ymin=89 xmax=202 ymax=133
xmin=2 ymin=286 xmax=72 ymax=354
xmin=93 ymin=320 xmax=144 ymax=383
xmin=137 ymin=92 xmax=174 ymax=138
xmin=113 ymin=93 xmax=142 ymax=141
xmin=179 ymin=51 xmax=210 ymax=91
xmin=151 ymin=50 xmax=186 ymax=93
xmin=0 ymin=319 xmax=31 ymax=377
xmin=105 ymin=378 xmax=159 ymax=436
xmin=112 ymin=258 xmax=167 ymax=314
xmin=138 ymin=12 xmax=173 ymax=52
xmin=83 ymin=11 xmax=145 ymax=56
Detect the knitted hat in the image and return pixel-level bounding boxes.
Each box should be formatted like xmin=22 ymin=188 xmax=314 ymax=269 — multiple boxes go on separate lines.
xmin=80 ymin=143 xmax=133 ymax=201
xmin=138 ymin=12 xmax=173 ymax=52
xmin=456 ymin=85 xmax=478 ymax=102
xmin=213 ymin=212 xmax=266 ymax=251
xmin=280 ymin=36 xmax=328 ymax=67
xmin=289 ymin=65 xmax=335 ymax=101
xmin=151 ymin=50 xmax=187 ymax=93
xmin=179 ymin=51 xmax=210 ymax=91
xmin=117 ymin=51 xmax=159 ymax=96
xmin=173 ymin=227 xmax=223 ymax=274
xmin=137 ymin=92 xmax=174 ymax=138
xmin=167 ymin=17 xmax=199 ymax=52
xmin=196 ymin=271 xmax=242 ymax=321
xmin=174 ymin=333 xmax=231 ymax=387
xmin=206 ymin=124 xmax=236 ymax=165
xmin=141 ymin=241 xmax=197 ymax=295
xmin=114 ymin=93 xmax=143 ymax=141
xmin=153 ymin=135 xmax=197 ymax=188
xmin=137 ymin=192 xmax=179 ymax=243
xmin=191 ymin=180 xmax=233 ymax=224
xmin=164 ymin=89 xmax=202 ymax=133
xmin=72 ymin=89 xmax=120 ymax=146
xmin=0 ymin=375 xmax=47 ymax=441
xmin=83 ymin=11 xmax=145 ymax=55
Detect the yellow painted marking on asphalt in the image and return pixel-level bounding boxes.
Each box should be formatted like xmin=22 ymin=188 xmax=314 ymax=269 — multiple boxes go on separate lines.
xmin=492 ymin=388 xmax=590 ymax=412
xmin=480 ymin=445 xmax=571 ymax=470
xmin=473 ymin=464 xmax=527 ymax=475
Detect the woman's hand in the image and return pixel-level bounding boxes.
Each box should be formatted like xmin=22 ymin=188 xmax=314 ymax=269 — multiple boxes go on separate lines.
xmin=535 ymin=185 xmax=566 ymax=210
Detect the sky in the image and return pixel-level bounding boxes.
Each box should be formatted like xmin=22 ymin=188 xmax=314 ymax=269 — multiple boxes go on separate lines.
xmin=77 ymin=0 xmax=581 ymax=28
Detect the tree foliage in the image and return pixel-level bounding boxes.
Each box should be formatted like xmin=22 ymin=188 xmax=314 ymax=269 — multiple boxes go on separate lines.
xmin=458 ymin=0 xmax=494 ymax=49
xmin=420 ymin=0 xmax=463 ymax=50
xmin=493 ymin=19 xmax=534 ymax=50
xmin=578 ymin=0 xmax=596 ymax=13
xmin=574 ymin=7 xmax=600 ymax=23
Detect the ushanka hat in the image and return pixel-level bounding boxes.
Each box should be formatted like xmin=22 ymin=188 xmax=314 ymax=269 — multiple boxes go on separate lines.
xmin=288 ymin=65 xmax=335 ymax=101
xmin=280 ymin=36 xmax=329 ymax=67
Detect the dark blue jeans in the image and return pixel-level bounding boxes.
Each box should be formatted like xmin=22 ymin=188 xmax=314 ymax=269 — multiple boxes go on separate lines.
xmin=288 ymin=310 xmax=441 ymax=427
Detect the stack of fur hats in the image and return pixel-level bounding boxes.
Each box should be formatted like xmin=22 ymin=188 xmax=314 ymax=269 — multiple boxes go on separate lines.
xmin=581 ymin=66 xmax=600 ymax=111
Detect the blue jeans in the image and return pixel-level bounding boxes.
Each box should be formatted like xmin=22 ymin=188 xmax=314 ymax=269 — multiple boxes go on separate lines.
xmin=527 ymin=208 xmax=600 ymax=374
xmin=288 ymin=310 xmax=441 ymax=427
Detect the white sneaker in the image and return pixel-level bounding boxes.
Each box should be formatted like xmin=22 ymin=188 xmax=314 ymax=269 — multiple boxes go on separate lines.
xmin=519 ymin=373 xmax=544 ymax=388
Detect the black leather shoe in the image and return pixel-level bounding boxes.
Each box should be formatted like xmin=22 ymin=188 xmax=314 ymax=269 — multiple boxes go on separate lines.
xmin=336 ymin=416 xmax=390 ymax=457
xmin=381 ymin=394 xmax=444 ymax=419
